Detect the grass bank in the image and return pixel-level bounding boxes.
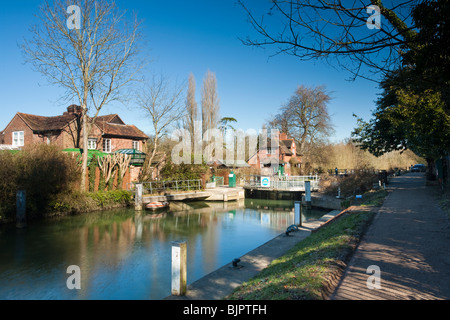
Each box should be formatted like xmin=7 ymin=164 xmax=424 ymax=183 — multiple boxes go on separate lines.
xmin=227 ymin=189 xmax=388 ymax=300
xmin=50 ymin=189 xmax=133 ymax=216
xmin=227 ymin=210 xmax=376 ymax=300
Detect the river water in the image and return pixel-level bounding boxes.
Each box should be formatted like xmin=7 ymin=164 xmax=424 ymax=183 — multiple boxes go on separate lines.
xmin=0 ymin=199 xmax=329 ymax=300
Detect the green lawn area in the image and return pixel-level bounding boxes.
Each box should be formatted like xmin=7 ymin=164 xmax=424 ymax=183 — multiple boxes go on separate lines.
xmin=227 ymin=209 xmax=377 ymax=300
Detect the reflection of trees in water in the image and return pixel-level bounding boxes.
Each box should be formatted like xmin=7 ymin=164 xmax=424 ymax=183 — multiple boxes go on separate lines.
xmin=0 ymin=201 xmax=309 ymax=299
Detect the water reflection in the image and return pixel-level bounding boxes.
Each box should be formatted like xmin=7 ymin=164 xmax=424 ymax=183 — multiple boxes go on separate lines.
xmin=0 ymin=199 xmax=327 ymax=300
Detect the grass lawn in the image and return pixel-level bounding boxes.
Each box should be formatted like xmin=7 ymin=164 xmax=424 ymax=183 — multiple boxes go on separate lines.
xmin=227 ymin=205 xmax=380 ymax=300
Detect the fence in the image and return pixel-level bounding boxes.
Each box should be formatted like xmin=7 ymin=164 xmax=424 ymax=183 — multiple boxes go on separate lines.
xmin=0 ymin=145 xmax=20 ymax=151
xmin=244 ymin=175 xmax=320 ymax=191
xmin=212 ymin=176 xmax=224 ymax=187
xmin=127 ymin=180 xmax=202 ymax=195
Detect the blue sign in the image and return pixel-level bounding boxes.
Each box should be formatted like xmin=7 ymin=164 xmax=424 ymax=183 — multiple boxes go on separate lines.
xmin=261 ymin=177 xmax=270 ymax=187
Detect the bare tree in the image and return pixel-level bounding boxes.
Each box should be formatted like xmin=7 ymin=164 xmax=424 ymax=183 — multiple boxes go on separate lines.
xmin=137 ymin=75 xmax=186 ymax=181
xmin=21 ymin=0 xmax=145 ymax=190
xmin=97 ymin=154 xmax=117 ymax=190
xmin=277 ymin=85 xmax=334 ymax=154
xmin=268 ymin=111 xmax=292 ymax=138
xmin=184 ymin=73 xmax=198 ymax=151
xmin=238 ymin=0 xmax=420 ymax=81
xmin=201 ymin=70 xmax=221 ymax=141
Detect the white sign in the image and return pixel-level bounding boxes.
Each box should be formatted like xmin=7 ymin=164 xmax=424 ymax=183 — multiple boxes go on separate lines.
xmin=261 ymin=177 xmax=270 ymax=188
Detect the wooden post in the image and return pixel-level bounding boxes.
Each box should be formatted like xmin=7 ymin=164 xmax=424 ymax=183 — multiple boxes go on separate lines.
xmin=135 ymin=183 xmax=143 ymax=211
xmin=171 ymin=241 xmax=187 ymax=296
xmin=294 ymin=201 xmax=302 ymax=227
xmin=16 ymin=190 xmax=27 ymax=229
xmin=304 ymin=181 xmax=312 ymax=209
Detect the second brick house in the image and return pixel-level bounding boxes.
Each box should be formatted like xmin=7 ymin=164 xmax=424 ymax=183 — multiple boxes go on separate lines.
xmin=1 ymin=105 xmax=148 ymax=153
xmin=247 ymin=132 xmax=302 ymax=176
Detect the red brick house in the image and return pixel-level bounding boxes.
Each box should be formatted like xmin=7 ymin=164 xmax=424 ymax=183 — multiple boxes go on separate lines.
xmin=248 ymin=132 xmax=302 ymax=175
xmin=1 ymin=105 xmax=148 ymax=153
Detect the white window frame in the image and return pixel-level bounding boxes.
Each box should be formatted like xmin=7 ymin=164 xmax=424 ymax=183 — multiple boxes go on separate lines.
xmin=12 ymin=131 xmax=24 ymax=147
xmin=88 ymin=138 xmax=97 ymax=150
xmin=103 ymin=138 xmax=111 ymax=153
xmin=132 ymin=140 xmax=139 ymax=151
xmin=266 ymin=147 xmax=277 ymax=155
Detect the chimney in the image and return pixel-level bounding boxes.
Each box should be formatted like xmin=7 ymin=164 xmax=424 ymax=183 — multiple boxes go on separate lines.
xmin=279 ymin=132 xmax=288 ymax=140
xmin=65 ymin=105 xmax=82 ymax=115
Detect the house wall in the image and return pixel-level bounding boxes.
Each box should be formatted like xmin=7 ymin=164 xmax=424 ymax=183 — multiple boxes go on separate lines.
xmin=59 ymin=123 xmax=147 ymax=153
xmin=59 ymin=120 xmax=82 ymax=149
xmin=2 ymin=115 xmax=36 ymax=146
xmin=98 ymin=135 xmax=146 ymax=153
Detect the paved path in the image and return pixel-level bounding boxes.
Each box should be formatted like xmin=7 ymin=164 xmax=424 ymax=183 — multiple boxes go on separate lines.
xmin=331 ymin=173 xmax=450 ymax=300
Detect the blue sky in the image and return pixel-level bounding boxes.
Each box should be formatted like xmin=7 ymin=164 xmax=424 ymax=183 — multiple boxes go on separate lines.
xmin=0 ymin=0 xmax=381 ymax=142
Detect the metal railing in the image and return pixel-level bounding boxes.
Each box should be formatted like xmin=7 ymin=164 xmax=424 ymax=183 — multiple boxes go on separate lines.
xmin=243 ymin=175 xmax=320 ymax=191
xmin=127 ymin=179 xmax=202 ymax=195
xmin=213 ymin=176 xmax=224 ymax=187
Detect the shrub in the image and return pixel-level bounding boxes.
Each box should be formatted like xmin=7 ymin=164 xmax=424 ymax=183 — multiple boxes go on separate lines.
xmin=50 ymin=190 xmax=133 ymax=215
xmin=159 ymin=156 xmax=208 ymax=181
xmin=49 ymin=191 xmax=98 ymax=215
xmin=0 ymin=151 xmax=19 ymax=220
xmin=320 ymin=170 xmax=377 ymax=198
xmin=0 ymin=144 xmax=80 ymax=220
xmin=88 ymin=190 xmax=133 ymax=208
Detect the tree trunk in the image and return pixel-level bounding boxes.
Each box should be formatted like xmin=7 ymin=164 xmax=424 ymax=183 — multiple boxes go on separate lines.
xmin=426 ymin=157 xmax=437 ymax=181
xmin=80 ymin=106 xmax=89 ymax=191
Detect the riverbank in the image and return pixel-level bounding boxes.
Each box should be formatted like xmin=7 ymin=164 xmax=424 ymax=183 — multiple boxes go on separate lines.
xmin=227 ymin=189 xmax=389 ymax=300
xmin=165 ymin=188 xmax=387 ymax=300
xmin=0 ymin=189 xmax=133 ymax=225
xmin=227 ymin=207 xmax=376 ymax=300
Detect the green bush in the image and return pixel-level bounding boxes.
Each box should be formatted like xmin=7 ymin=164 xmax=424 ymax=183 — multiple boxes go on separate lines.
xmin=49 ymin=191 xmax=98 ymax=215
xmin=88 ymin=190 xmax=133 ymax=208
xmin=0 ymin=144 xmax=80 ymax=220
xmin=159 ymin=156 xmax=208 ymax=182
xmin=320 ymin=170 xmax=377 ymax=198
xmin=50 ymin=190 xmax=132 ymax=215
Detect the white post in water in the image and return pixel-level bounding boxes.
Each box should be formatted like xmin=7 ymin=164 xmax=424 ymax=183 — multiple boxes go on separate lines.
xmin=16 ymin=190 xmax=27 ymax=229
xmin=135 ymin=183 xmax=143 ymax=211
xmin=172 ymin=241 xmax=187 ymax=296
xmin=294 ymin=201 xmax=302 ymax=227
xmin=304 ymin=181 xmax=312 ymax=209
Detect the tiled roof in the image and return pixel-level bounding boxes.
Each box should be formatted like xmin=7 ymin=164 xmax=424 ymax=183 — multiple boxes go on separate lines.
xmin=280 ymin=139 xmax=293 ymax=148
xmin=14 ymin=110 xmax=148 ymax=140
xmin=17 ymin=112 xmax=78 ymax=132
xmin=95 ymin=115 xmax=148 ymax=139
xmin=280 ymin=144 xmax=293 ymax=156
